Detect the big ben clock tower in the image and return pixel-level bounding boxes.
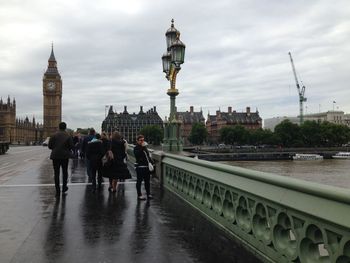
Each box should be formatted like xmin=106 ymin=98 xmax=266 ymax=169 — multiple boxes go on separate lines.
xmin=43 ymin=45 xmax=62 ymax=138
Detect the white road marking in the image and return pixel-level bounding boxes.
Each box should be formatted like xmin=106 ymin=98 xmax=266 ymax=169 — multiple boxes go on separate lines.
xmin=9 ymin=149 xmax=44 ymax=154
xmin=0 ymin=163 xmax=17 ymax=169
xmin=24 ymin=158 xmax=36 ymax=162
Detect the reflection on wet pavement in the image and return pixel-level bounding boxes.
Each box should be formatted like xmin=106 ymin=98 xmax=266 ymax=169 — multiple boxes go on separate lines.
xmin=0 ymin=146 xmax=260 ymax=263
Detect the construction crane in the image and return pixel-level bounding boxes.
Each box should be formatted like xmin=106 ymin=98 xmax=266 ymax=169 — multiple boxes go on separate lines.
xmin=288 ymin=52 xmax=307 ymax=125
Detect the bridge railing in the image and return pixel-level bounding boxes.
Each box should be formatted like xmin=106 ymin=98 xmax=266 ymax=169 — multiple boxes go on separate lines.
xmin=128 ymin=146 xmax=350 ymax=263
xmin=157 ymin=152 xmax=350 ymax=263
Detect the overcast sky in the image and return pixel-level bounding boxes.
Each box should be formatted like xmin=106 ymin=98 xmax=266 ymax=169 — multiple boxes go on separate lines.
xmin=1 ymin=0 xmax=349 ymax=131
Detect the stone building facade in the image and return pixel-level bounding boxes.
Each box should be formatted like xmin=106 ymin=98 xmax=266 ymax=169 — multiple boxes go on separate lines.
xmin=206 ymin=106 xmax=262 ymax=143
xmin=264 ymin=110 xmax=350 ymax=131
xmin=177 ymin=106 xmax=205 ymax=145
xmin=101 ymin=106 xmax=163 ymax=143
xmin=0 ymin=46 xmax=60 ymax=144
xmin=43 ymin=46 xmax=62 ymax=138
xmin=0 ymin=96 xmax=43 ymax=144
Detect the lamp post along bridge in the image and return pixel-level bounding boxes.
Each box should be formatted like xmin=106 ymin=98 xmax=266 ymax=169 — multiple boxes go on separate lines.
xmin=161 ymin=19 xmax=186 ymax=151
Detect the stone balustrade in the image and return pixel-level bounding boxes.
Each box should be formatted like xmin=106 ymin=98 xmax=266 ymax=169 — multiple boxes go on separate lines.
xmin=128 ymin=146 xmax=350 ymax=263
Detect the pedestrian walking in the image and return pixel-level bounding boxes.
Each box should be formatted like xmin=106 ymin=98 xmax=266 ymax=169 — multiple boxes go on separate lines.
xmin=100 ymin=132 xmax=112 ymax=190
xmin=72 ymin=132 xmax=80 ymax=158
xmin=81 ymin=128 xmax=95 ymax=182
xmin=133 ymin=134 xmax=154 ymax=200
xmin=109 ymin=131 xmax=131 ymax=192
xmin=86 ymin=133 xmax=104 ymax=192
xmin=48 ymin=122 xmax=74 ymax=196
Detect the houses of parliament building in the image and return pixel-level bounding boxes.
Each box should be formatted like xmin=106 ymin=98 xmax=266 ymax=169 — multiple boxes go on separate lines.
xmin=0 ymin=46 xmax=62 ymax=144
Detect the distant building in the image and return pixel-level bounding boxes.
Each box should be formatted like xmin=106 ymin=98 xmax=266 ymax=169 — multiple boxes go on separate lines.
xmin=101 ymin=106 xmax=163 ymax=143
xmin=43 ymin=46 xmax=62 ymax=138
xmin=344 ymin=114 xmax=350 ymax=127
xmin=0 ymin=96 xmax=43 ymax=144
xmin=206 ymin=106 xmax=262 ymax=143
xmin=304 ymin=111 xmax=346 ymax=125
xmin=0 ymin=46 xmax=64 ymax=144
xmin=264 ymin=116 xmax=299 ymax=131
xmin=264 ymin=111 xmax=350 ymax=131
xmin=177 ymin=106 xmax=205 ymax=145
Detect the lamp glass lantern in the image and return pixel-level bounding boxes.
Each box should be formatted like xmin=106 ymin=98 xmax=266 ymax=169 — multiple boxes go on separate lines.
xmin=162 ymin=52 xmax=171 ymax=74
xmin=170 ymin=38 xmax=186 ymax=66
xmin=166 ymin=31 xmax=178 ymax=50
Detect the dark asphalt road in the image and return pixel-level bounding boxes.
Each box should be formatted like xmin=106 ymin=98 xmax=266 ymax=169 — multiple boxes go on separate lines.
xmin=0 ymin=146 xmax=260 ymax=263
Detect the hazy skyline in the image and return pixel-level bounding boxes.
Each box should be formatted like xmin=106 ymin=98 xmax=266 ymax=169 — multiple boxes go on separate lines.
xmin=1 ymin=0 xmax=349 ymax=130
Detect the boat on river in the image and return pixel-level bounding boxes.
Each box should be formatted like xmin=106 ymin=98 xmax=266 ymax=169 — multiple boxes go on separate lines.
xmin=292 ymin=153 xmax=323 ymax=161
xmin=332 ymin=152 xmax=350 ymax=159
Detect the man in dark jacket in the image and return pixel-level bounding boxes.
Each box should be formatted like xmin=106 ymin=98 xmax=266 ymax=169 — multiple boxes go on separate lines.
xmin=133 ymin=134 xmax=154 ymax=200
xmin=48 ymin=122 xmax=74 ymax=196
xmin=81 ymin=128 xmax=95 ymax=182
xmin=86 ymin=133 xmax=104 ymax=191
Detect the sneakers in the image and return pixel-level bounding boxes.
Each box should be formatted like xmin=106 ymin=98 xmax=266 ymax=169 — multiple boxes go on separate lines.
xmin=138 ymin=195 xmax=146 ymax=200
xmin=137 ymin=195 xmax=152 ymax=200
xmin=62 ymin=186 xmax=69 ymax=193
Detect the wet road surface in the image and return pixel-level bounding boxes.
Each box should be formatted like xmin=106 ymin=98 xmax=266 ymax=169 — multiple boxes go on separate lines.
xmin=0 ymin=146 xmax=260 ymax=263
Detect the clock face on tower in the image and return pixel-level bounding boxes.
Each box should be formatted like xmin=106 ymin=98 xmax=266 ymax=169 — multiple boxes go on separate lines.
xmin=47 ymin=81 xmax=56 ymax=91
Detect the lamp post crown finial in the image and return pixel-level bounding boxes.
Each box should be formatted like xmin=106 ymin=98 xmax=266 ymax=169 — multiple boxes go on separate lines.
xmin=171 ymin=18 xmax=174 ymax=27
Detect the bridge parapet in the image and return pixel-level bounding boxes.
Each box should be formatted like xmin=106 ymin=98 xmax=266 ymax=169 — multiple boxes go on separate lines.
xmin=161 ymin=153 xmax=350 ymax=263
xmin=128 ymin=146 xmax=350 ymax=263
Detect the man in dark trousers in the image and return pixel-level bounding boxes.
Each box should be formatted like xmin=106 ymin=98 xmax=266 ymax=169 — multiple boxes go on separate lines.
xmin=81 ymin=128 xmax=95 ymax=182
xmin=48 ymin=122 xmax=74 ymax=196
xmin=133 ymin=134 xmax=154 ymax=200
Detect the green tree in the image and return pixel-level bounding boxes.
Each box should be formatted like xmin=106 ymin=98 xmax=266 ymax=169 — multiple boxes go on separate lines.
xmin=139 ymin=125 xmax=163 ymax=145
xmin=219 ymin=125 xmax=248 ymax=145
xmin=274 ymin=120 xmax=301 ymax=147
xmin=300 ymin=121 xmax=322 ymax=146
xmin=249 ymin=128 xmax=275 ymax=145
xmin=188 ymin=123 xmax=208 ymax=145
xmin=320 ymin=122 xmax=350 ymax=146
xmin=219 ymin=127 xmax=234 ymax=145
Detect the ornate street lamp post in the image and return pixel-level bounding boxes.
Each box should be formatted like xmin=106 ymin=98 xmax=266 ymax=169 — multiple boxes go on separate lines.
xmin=162 ymin=19 xmax=186 ymax=152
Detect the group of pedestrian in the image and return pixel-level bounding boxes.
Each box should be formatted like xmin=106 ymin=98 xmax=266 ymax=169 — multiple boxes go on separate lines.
xmin=48 ymin=122 xmax=154 ymax=200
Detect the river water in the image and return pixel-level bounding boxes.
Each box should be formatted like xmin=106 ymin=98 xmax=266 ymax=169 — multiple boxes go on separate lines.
xmin=221 ymin=159 xmax=350 ymax=189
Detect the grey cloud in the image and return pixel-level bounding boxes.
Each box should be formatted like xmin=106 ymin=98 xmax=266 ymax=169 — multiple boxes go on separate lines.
xmin=1 ymin=0 xmax=349 ymax=130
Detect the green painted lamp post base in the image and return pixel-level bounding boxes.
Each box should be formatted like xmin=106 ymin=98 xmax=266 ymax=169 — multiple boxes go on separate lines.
xmin=162 ymin=121 xmax=183 ymax=152
xmin=162 ymin=139 xmax=183 ymax=152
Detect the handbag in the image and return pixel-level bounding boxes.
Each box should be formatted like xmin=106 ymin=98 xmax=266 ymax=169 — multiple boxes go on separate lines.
xmin=101 ymin=154 xmax=109 ymax=166
xmin=148 ymin=162 xmax=154 ymax=172
xmin=144 ymin=151 xmax=154 ymax=172
xmin=102 ymin=150 xmax=114 ymax=167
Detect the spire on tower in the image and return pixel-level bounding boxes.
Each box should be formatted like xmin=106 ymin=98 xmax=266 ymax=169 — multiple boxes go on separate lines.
xmin=45 ymin=43 xmax=60 ymax=76
xmin=49 ymin=42 xmax=56 ymax=62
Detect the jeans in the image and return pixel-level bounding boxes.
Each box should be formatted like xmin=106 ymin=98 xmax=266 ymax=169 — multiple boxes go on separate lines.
xmin=53 ymin=159 xmax=69 ymax=193
xmin=91 ymin=165 xmax=102 ymax=189
xmin=136 ymin=167 xmax=150 ymax=196
xmin=85 ymin=158 xmax=92 ymax=182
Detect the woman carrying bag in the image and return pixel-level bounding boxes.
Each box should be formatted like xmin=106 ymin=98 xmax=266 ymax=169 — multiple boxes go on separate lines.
xmin=100 ymin=132 xmax=113 ymax=191
xmin=109 ymin=131 xmax=131 ymax=192
xmin=133 ymin=134 xmax=154 ymax=200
